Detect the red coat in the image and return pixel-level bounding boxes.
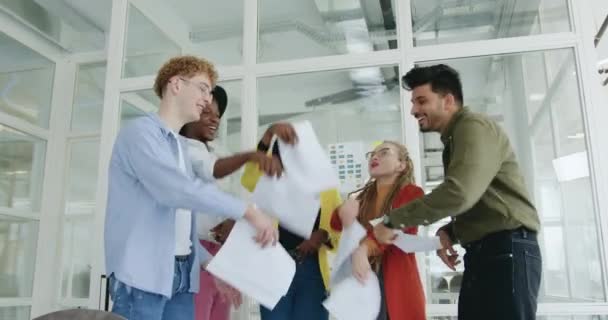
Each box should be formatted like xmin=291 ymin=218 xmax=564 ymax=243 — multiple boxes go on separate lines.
xmin=331 ymin=184 xmax=426 ymax=320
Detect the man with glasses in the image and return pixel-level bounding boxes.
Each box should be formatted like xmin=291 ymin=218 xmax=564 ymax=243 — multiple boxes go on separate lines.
xmin=105 ymin=56 xmax=278 ymax=320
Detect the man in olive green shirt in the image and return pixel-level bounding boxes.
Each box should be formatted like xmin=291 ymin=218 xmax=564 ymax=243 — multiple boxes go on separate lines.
xmin=373 ymin=64 xmax=542 ymax=320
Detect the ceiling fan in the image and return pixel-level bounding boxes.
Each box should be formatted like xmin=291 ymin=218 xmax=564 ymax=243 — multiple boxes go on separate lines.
xmin=301 ymin=0 xmax=398 ymax=107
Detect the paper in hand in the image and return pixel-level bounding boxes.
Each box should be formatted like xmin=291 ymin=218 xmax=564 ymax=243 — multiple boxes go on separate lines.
xmin=277 ymin=121 xmax=339 ymax=193
xmin=323 ymin=273 xmax=381 ymax=320
xmin=369 ymin=216 xmax=442 ymax=253
xmin=206 ymin=221 xmax=296 ymax=309
xmin=330 ymin=221 xmax=366 ymax=285
xmin=252 ymin=174 xmax=320 ymax=238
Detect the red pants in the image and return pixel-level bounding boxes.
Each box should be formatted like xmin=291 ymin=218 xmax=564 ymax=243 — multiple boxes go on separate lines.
xmin=194 ymin=240 xmax=230 ymax=320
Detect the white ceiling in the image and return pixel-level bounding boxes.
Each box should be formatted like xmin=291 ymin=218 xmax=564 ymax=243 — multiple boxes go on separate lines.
xmin=410 ymin=0 xmax=571 ymax=46
xmin=170 ymin=0 xmax=244 ymax=30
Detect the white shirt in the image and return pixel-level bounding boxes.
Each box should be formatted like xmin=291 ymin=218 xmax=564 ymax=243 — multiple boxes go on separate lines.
xmin=186 ymin=138 xmax=224 ymax=242
xmin=188 ymin=138 xmax=217 ymax=182
xmin=173 ymin=132 xmax=192 ymax=255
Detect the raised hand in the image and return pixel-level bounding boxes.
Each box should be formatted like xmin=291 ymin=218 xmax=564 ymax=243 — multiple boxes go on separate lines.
xmin=243 ymin=204 xmax=279 ymax=247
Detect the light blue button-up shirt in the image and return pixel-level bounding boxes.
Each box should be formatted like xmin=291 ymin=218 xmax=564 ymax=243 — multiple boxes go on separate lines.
xmin=105 ymin=113 xmax=246 ymax=298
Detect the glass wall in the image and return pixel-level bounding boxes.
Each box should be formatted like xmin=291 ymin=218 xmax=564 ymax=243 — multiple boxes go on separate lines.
xmin=122 ymin=0 xmax=244 ymax=78
xmin=418 ymin=48 xmax=604 ymax=304
xmin=70 ymin=63 xmax=106 ymax=133
xmin=119 ymin=89 xmax=157 ymax=127
xmin=0 ymin=306 xmax=30 ymax=320
xmin=0 ymin=28 xmax=50 ymax=316
xmin=0 ymin=0 xmax=110 ymax=52
xmin=258 ymin=66 xmax=401 ymax=196
xmin=0 ymin=215 xmax=38 ymax=298
xmin=1 ymin=0 xmax=607 ymax=318
xmin=56 ymin=59 xmax=108 ymax=308
xmin=0 ymin=32 xmax=54 ymax=129
xmin=59 ymin=139 xmax=100 ymax=302
xmin=0 ymin=125 xmax=46 ymax=212
xmin=123 ymin=4 xmax=180 ymax=78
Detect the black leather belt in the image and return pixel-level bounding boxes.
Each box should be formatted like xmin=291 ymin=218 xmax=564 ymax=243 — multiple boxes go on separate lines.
xmin=463 ymin=227 xmax=537 ymax=251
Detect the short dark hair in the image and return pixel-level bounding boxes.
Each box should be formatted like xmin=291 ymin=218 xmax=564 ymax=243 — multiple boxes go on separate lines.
xmin=401 ymin=64 xmax=463 ymax=106
xmin=212 ymin=85 xmax=228 ymax=118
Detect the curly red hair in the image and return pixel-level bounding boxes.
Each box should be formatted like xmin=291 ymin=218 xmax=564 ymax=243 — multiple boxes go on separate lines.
xmin=153 ymin=55 xmax=218 ymax=98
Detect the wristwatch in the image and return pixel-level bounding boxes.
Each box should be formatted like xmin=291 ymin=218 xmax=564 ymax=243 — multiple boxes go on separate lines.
xmin=382 ymin=215 xmax=394 ymax=228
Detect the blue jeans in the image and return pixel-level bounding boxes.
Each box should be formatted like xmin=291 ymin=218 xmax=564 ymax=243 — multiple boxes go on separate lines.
xmin=110 ymin=258 xmax=194 ymax=320
xmin=260 ymin=255 xmax=328 ymax=320
xmin=458 ymin=227 xmax=542 ymax=320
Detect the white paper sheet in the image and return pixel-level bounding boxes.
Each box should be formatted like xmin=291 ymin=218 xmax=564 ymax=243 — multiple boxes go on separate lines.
xmin=277 ymin=121 xmax=339 ymax=193
xmin=252 ymin=174 xmax=320 ymax=238
xmin=323 ymin=274 xmax=381 ymax=320
xmin=369 ymin=217 xmax=383 ymax=227
xmin=368 ymin=216 xmax=442 ymax=253
xmin=393 ymin=233 xmax=442 ymax=253
xmin=330 ymin=222 xmax=367 ymax=285
xmin=206 ymin=221 xmax=296 ymax=310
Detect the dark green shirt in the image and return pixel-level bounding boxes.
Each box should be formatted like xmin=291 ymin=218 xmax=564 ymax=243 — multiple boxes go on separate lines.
xmin=387 ymin=108 xmax=540 ymax=245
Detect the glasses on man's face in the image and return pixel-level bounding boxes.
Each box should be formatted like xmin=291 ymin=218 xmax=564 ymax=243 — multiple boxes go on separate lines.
xmin=365 ymin=147 xmax=393 ymax=161
xmin=178 ymin=77 xmax=212 ymax=98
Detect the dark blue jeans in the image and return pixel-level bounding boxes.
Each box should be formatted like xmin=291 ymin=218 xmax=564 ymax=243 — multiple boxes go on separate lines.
xmin=260 ymin=254 xmax=328 ymax=320
xmin=110 ymin=258 xmax=194 ymax=320
xmin=458 ymin=227 xmax=542 ymax=320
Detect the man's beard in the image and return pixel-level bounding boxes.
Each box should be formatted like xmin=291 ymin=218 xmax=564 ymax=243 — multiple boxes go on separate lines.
xmin=419 ymin=126 xmax=431 ymax=133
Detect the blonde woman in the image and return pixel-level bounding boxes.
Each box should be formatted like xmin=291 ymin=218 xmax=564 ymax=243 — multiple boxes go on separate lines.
xmin=331 ymin=141 xmax=426 ymax=320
